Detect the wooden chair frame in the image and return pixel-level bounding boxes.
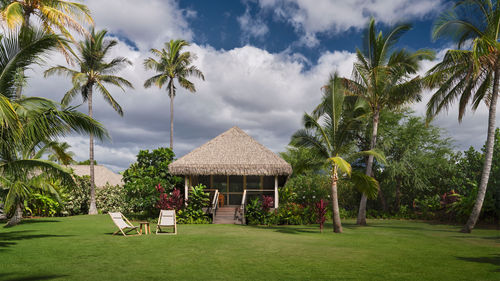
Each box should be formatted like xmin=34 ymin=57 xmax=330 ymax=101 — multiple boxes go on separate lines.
xmin=156 ymin=210 xmax=177 ymax=235
xmin=109 ymin=212 xmax=141 ymax=236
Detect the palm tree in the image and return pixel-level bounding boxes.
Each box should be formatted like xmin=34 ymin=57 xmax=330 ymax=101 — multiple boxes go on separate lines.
xmin=44 ymin=28 xmax=133 ymax=215
xmin=425 ymin=0 xmax=500 ymax=233
xmin=0 ymin=0 xmax=92 ymax=37
xmin=291 ymin=75 xmax=381 ymax=233
xmin=43 ymin=141 xmax=76 ymax=164
xmin=1 ymin=0 xmax=94 ymax=98
xmin=1 ymin=97 xmax=107 ymax=226
xmin=144 ymin=39 xmax=205 ymax=149
xmin=343 ymin=18 xmax=435 ymax=225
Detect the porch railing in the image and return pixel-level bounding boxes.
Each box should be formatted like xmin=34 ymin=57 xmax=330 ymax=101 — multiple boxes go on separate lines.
xmin=236 ymin=189 xmax=275 ymax=225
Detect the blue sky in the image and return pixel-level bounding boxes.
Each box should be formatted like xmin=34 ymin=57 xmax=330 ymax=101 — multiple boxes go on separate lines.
xmin=26 ymin=0 xmax=496 ymax=172
xmin=179 ymin=0 xmax=446 ymax=62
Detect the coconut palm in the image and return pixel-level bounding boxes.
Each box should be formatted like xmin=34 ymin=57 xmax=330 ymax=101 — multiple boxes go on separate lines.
xmin=0 ymin=0 xmax=92 ymax=37
xmin=144 ymin=39 xmax=205 ymax=149
xmin=44 ymin=28 xmax=133 ymax=215
xmin=0 ymin=0 xmax=94 ymax=98
xmin=43 ymin=141 xmax=75 ymax=164
xmin=343 ymin=18 xmax=435 ymax=225
xmin=291 ymin=75 xmax=381 ymax=233
xmin=1 ymin=97 xmax=107 ymax=226
xmin=425 ymin=0 xmax=500 ymax=233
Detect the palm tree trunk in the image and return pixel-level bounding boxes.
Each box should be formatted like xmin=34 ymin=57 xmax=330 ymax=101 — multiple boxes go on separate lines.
xmin=6 ymin=203 xmax=23 ymax=226
xmin=88 ymin=87 xmax=97 ymax=215
xmin=357 ymin=109 xmax=380 ymax=225
xmin=169 ymin=82 xmax=174 ymax=150
xmin=331 ymin=167 xmax=343 ymax=233
xmin=461 ymin=65 xmax=499 ymax=233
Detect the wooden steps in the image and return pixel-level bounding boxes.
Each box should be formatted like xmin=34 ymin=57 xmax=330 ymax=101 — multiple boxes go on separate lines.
xmin=213 ymin=206 xmax=240 ymax=224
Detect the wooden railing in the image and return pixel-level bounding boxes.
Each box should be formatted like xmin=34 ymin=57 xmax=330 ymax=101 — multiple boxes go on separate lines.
xmin=236 ymin=189 xmax=276 ymax=225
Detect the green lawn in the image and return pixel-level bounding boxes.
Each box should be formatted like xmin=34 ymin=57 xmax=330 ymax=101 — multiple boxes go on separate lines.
xmin=0 ymin=215 xmax=498 ymax=281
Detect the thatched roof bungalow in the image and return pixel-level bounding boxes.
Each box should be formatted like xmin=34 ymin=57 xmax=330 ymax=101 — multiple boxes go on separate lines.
xmin=67 ymin=165 xmax=123 ymax=187
xmin=169 ymin=126 xmax=292 ymax=208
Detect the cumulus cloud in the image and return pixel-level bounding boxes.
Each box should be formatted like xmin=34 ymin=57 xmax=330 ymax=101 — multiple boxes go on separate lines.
xmin=256 ymin=0 xmax=445 ymax=46
xmin=21 ymin=0 xmax=499 ymax=173
xmin=84 ymin=0 xmax=195 ymax=50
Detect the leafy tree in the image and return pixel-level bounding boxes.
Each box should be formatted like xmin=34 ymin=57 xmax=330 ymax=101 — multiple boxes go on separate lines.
xmin=143 ymin=39 xmax=205 ymax=149
xmin=280 ymin=146 xmax=324 ymax=177
xmin=379 ymin=114 xmax=454 ymax=212
xmin=122 ymin=147 xmax=182 ymax=216
xmin=425 ymin=0 xmax=500 ymax=233
xmin=291 ymin=75 xmax=380 ymax=233
xmin=45 ymin=28 xmax=134 ymax=215
xmin=344 ymin=18 xmax=435 ymax=225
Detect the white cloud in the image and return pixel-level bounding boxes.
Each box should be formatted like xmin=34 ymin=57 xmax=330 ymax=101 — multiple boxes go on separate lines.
xmin=21 ymin=0 xmax=498 ymax=174
xmin=256 ymin=0 xmax=444 ymax=46
xmin=237 ymin=7 xmax=269 ymax=41
xmin=85 ymin=0 xmax=194 ymax=50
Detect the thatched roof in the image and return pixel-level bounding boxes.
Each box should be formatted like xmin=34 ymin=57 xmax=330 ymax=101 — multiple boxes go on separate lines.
xmin=67 ymin=165 xmax=123 ymax=187
xmin=169 ymin=126 xmax=292 ymax=176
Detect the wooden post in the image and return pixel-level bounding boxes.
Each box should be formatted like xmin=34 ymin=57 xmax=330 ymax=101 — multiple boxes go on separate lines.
xmin=184 ymin=176 xmax=189 ymax=204
xmin=274 ymin=175 xmax=278 ymax=208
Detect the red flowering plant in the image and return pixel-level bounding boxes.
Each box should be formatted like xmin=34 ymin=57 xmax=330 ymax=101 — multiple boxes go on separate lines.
xmin=156 ymin=184 xmax=184 ymax=210
xmin=315 ymin=199 xmax=328 ymax=233
xmin=261 ymin=195 xmax=274 ymax=212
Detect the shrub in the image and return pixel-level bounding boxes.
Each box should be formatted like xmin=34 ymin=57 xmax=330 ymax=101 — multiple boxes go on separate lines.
xmin=25 ymin=194 xmax=62 ymax=217
xmin=96 ymin=184 xmax=129 ymax=214
xmin=62 ymin=175 xmax=91 ymax=215
xmin=276 ymin=202 xmax=305 ymax=225
xmin=156 ymin=184 xmax=184 ymax=211
xmin=177 ymin=184 xmax=211 ymax=224
xmin=245 ymin=196 xmax=275 ymax=225
xmin=123 ymin=147 xmax=182 ymax=216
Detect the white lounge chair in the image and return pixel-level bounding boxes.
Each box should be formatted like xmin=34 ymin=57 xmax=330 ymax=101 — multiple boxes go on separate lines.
xmin=109 ymin=212 xmax=140 ymax=236
xmin=156 ymin=210 xmax=177 ymax=235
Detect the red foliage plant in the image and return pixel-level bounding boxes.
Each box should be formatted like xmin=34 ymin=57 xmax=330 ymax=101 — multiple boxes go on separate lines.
xmin=156 ymin=184 xmax=184 ymax=210
xmin=315 ymin=199 xmax=328 ymax=233
xmin=262 ymin=195 xmax=274 ymax=212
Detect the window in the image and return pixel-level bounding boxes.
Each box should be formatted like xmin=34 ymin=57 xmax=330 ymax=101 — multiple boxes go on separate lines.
xmin=263 ymin=176 xmax=275 ymax=189
xmin=229 ymin=176 xmax=243 ymax=192
xmin=213 ymin=175 xmax=227 ymax=192
xmin=246 ymin=176 xmax=261 ymax=189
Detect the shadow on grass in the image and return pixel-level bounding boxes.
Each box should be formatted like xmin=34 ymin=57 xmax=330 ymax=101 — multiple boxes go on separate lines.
xmin=0 ymin=230 xmax=72 ymax=250
xmin=456 ymin=254 xmax=500 ymax=272
xmin=368 ymin=223 xmax=459 ymax=233
xmin=247 ymin=225 xmax=320 ymax=234
xmin=1 ymin=273 xmax=69 ymax=281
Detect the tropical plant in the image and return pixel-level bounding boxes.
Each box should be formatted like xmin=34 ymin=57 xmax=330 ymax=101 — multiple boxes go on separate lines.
xmin=425 ymin=0 xmax=500 ymax=233
xmin=122 ymin=147 xmax=182 ymax=216
xmin=316 ymin=199 xmax=328 ymax=233
xmin=0 ymin=0 xmax=92 ymax=35
xmin=280 ymin=146 xmax=324 ymax=177
xmin=0 ymin=0 xmax=93 ymax=98
xmin=43 ymin=141 xmax=76 ymax=164
xmin=291 ymin=75 xmax=381 ymax=233
xmin=177 ymin=184 xmax=210 ymax=224
xmin=143 ymin=39 xmax=205 ymax=149
xmin=45 ymin=28 xmax=133 ymax=215
xmin=95 ymin=183 xmax=128 ymax=214
xmin=343 ymin=18 xmax=435 ymax=225
xmin=0 ymin=27 xmax=107 ymax=225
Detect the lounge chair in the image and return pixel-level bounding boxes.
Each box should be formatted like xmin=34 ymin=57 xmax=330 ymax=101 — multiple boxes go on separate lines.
xmin=109 ymin=212 xmax=140 ymax=236
xmin=156 ymin=210 xmax=177 ymax=235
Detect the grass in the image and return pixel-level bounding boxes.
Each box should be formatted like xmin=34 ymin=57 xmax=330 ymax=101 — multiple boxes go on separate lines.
xmin=0 ymin=216 xmax=499 ymax=281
